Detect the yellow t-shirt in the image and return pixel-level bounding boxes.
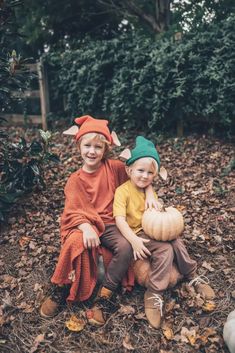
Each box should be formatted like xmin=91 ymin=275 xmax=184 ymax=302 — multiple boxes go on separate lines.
xmin=113 ymin=180 xmax=158 ymax=234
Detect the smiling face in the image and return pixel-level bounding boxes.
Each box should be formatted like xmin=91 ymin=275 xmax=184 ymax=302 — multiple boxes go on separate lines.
xmin=79 ymin=134 xmax=107 ymax=172
xmin=127 ymin=157 xmax=158 ymax=190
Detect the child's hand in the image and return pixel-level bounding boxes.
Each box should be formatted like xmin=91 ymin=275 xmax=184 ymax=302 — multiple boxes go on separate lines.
xmin=145 ymin=198 xmax=163 ymax=211
xmin=131 ymin=237 xmax=151 ymax=261
xmin=78 ymin=223 xmax=100 ymax=249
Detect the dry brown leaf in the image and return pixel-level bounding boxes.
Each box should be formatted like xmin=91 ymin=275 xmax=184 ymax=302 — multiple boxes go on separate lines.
xmin=198 ymin=327 xmax=217 ymax=344
xmin=19 ymin=236 xmax=31 ymax=247
xmin=176 ymin=205 xmax=186 ymax=212
xmin=134 ymin=312 xmax=146 ymax=320
xmin=180 ymin=327 xmax=197 ymax=346
xmin=162 ymin=324 xmax=174 ymax=340
xmin=118 ymin=305 xmax=135 ymax=316
xmin=202 ymin=301 xmax=216 ymax=312
xmin=201 ymin=261 xmax=215 ymax=272
xmin=165 ymin=299 xmax=176 ymax=313
xmin=29 ymin=333 xmax=45 ymax=353
xmin=65 ymin=315 xmax=85 ymax=332
xmin=123 ymin=334 xmax=135 ymax=351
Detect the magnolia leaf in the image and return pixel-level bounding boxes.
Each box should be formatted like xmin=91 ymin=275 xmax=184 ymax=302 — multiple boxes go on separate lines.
xmin=39 ymin=130 xmax=52 ymax=143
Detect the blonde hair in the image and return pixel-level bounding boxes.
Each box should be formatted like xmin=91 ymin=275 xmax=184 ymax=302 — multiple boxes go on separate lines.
xmin=77 ymin=133 xmax=111 ymax=156
xmin=126 ymin=157 xmax=158 ymax=177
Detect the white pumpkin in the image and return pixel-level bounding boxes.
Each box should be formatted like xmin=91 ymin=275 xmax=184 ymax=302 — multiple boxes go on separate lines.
xmin=223 ymin=310 xmax=235 ymax=353
xmin=142 ymin=207 xmax=184 ymax=241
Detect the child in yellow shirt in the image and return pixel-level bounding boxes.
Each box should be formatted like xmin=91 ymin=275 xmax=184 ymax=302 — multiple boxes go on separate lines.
xmin=113 ymin=136 xmax=215 ymax=329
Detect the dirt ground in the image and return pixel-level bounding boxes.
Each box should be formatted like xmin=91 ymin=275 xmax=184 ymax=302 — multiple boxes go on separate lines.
xmin=0 ymin=128 xmax=234 ymax=353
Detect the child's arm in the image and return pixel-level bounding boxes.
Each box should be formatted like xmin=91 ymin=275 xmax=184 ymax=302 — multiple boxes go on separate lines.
xmin=78 ymin=223 xmax=100 ymax=249
xmin=115 ymin=216 xmax=151 ymax=261
xmin=145 ymin=184 xmax=163 ymax=210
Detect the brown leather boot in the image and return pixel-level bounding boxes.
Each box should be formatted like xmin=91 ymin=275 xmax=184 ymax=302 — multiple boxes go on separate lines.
xmin=189 ymin=276 xmax=215 ymax=300
xmin=86 ymin=287 xmax=117 ymax=326
xmin=40 ymin=284 xmax=70 ymax=318
xmin=144 ymin=289 xmax=163 ymax=329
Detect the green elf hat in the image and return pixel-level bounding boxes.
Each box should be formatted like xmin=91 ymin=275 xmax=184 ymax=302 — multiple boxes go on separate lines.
xmin=126 ymin=136 xmax=160 ymax=169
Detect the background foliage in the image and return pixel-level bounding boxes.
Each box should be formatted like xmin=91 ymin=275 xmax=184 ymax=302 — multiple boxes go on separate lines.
xmin=0 ymin=1 xmax=59 ymax=223
xmin=2 ymin=0 xmax=235 ymax=135
xmin=44 ymin=14 xmax=235 ymax=134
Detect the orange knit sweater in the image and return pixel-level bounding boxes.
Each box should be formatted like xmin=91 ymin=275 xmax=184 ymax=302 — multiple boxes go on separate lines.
xmin=51 ymin=159 xmax=134 ymax=302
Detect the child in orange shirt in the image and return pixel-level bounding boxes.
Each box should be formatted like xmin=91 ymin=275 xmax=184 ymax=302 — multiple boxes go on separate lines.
xmin=40 ymin=116 xmax=155 ymax=325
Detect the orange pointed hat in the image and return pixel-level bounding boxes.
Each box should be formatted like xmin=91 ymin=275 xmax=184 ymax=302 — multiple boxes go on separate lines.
xmin=74 ymin=115 xmax=113 ymax=143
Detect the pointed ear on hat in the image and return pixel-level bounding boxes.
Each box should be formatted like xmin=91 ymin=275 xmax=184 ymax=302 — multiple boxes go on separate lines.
xmin=74 ymin=115 xmax=93 ymax=125
xmin=111 ymin=131 xmax=121 ymax=146
xmin=119 ymin=148 xmax=132 ymax=160
xmin=63 ymin=125 xmax=79 ymax=136
xmin=159 ymin=166 xmax=167 ymax=180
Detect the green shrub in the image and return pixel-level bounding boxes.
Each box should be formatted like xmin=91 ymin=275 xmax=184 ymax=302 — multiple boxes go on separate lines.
xmin=44 ymin=15 xmax=235 ymax=134
xmin=0 ymin=127 xmax=59 ymax=222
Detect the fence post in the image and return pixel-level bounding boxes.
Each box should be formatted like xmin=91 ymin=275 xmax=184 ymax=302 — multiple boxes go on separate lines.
xmin=38 ymin=58 xmax=50 ymax=130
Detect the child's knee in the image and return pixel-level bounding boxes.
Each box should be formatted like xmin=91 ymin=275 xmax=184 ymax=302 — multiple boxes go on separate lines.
xmin=116 ymin=238 xmax=133 ymax=259
xmin=159 ymin=242 xmax=174 ymax=256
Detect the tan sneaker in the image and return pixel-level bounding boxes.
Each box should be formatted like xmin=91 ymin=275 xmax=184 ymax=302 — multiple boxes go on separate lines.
xmin=40 ymin=285 xmax=70 ymax=318
xmin=86 ymin=287 xmax=117 ymax=326
xmin=144 ymin=290 xmax=163 ymax=329
xmin=189 ymin=276 xmax=215 ymax=300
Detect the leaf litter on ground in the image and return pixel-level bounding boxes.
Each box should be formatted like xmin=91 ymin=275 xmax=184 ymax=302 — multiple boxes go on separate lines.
xmin=0 ymin=128 xmax=234 ymax=353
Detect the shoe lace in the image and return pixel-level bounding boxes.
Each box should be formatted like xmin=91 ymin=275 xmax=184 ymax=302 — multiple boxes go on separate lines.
xmin=147 ymin=294 xmax=163 ymax=317
xmin=189 ymin=275 xmax=210 ymax=287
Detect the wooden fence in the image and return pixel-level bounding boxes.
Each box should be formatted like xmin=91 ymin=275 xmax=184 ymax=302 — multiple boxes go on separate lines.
xmin=3 ymin=58 xmax=50 ymax=130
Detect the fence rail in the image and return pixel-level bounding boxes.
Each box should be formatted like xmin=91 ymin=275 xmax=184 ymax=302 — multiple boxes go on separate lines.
xmin=2 ymin=59 xmax=49 ymax=130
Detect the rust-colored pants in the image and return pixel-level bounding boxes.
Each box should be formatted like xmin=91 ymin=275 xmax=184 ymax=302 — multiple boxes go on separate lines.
xmin=101 ymin=224 xmax=133 ymax=291
xmin=138 ymin=232 xmax=197 ymax=294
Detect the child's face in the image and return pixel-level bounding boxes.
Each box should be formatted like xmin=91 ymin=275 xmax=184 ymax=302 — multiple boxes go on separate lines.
xmin=128 ymin=158 xmax=157 ymax=190
xmin=79 ymin=136 xmax=106 ymax=172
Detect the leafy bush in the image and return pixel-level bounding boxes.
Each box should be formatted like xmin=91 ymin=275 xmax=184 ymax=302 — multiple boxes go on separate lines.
xmin=44 ymin=15 xmax=235 ymax=134
xmin=0 ymin=127 xmax=59 ymax=222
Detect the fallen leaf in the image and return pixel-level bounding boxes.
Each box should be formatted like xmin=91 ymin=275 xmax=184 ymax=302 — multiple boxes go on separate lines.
xmin=202 ymin=301 xmax=216 ymax=312
xmin=118 ymin=305 xmax=135 ymax=316
xmin=165 ymin=299 xmax=176 ymax=313
xmin=65 ymin=315 xmax=85 ymax=332
xmin=123 ymin=334 xmax=135 ymax=350
xmin=134 ymin=312 xmax=146 ymax=320
xmin=162 ymin=324 xmax=174 ymax=340
xmin=180 ymin=327 xmax=197 ymax=346
xmin=198 ymin=327 xmax=217 ymax=344
xmin=19 ymin=236 xmax=31 ymax=247
xmin=176 ymin=205 xmax=186 ymax=212
xmin=201 ymin=261 xmax=215 ymax=272
xmin=29 ymin=334 xmax=45 ymax=353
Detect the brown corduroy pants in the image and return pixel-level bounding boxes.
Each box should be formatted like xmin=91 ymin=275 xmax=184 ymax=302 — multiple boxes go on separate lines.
xmin=100 ymin=224 xmax=133 ymax=291
xmin=138 ymin=231 xmax=197 ymax=294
